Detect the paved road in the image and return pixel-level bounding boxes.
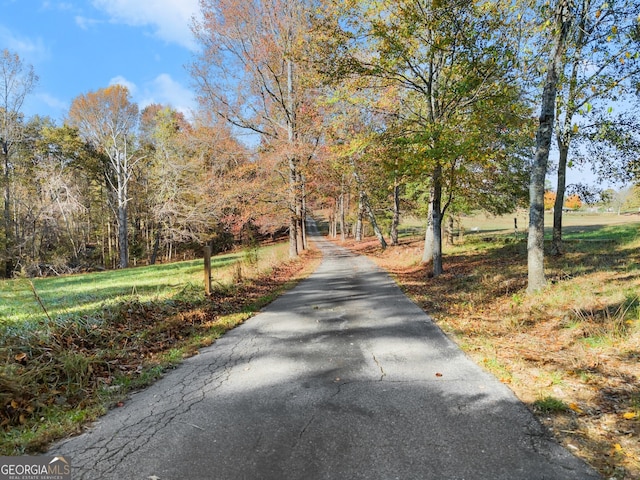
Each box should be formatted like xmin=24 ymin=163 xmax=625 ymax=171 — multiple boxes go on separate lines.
xmin=49 ymin=227 xmax=600 ymax=480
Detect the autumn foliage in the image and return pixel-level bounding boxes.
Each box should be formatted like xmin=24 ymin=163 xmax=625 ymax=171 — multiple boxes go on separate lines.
xmin=544 ymin=191 xmax=556 ymax=210
xmin=564 ymin=194 xmax=582 ymax=210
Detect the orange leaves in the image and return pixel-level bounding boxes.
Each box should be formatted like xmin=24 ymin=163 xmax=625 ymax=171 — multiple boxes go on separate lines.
xmin=564 ymin=194 xmax=582 ymax=210
xmin=14 ymin=352 xmax=27 ymax=364
xmin=568 ymin=402 xmax=584 ymax=414
xmin=544 ymin=190 xmax=556 ymax=210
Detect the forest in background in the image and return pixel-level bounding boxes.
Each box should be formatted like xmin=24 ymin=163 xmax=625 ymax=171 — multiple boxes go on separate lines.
xmin=0 ymin=0 xmax=639 ymax=294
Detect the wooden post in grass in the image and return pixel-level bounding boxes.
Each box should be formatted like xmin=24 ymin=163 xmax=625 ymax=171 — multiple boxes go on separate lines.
xmin=204 ymin=246 xmax=212 ymax=295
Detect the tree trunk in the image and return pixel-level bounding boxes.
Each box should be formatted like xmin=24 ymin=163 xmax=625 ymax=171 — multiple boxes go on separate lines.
xmin=289 ymin=211 xmax=298 ymax=258
xmin=333 ymin=199 xmax=339 ymax=238
xmin=288 ymin=155 xmax=298 ymax=258
xmin=301 ymin=177 xmax=308 ymax=250
xmin=421 ymin=190 xmax=434 ymax=264
xmin=457 ymin=217 xmax=464 ymax=243
xmin=339 ymin=188 xmax=346 ymax=241
xmin=446 ymin=214 xmax=454 ymax=246
xmin=363 ymin=194 xmax=387 ymax=249
xmin=296 ymin=204 xmax=304 ymax=253
xmin=2 ymin=146 xmax=12 ymax=277
xmin=106 ymin=220 xmax=113 ymax=268
xmin=150 ymin=226 xmax=161 ymax=265
xmin=432 ymin=164 xmax=444 ymax=276
xmin=355 ymin=190 xmax=364 ymax=241
xmin=116 ymin=164 xmax=129 ymax=269
xmin=286 ymin=56 xmax=299 ymax=258
xmin=117 ymin=203 xmax=128 ymax=269
xmin=295 ymin=171 xmax=304 ymax=252
xmin=528 ymin=0 xmax=572 ymax=293
xmin=390 ymin=179 xmax=400 ymax=246
xmin=551 ymin=136 xmax=569 ymax=256
xmin=552 ymin=0 xmax=587 ymax=258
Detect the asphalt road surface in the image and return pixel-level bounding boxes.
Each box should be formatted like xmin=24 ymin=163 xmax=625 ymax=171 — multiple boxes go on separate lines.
xmin=49 ymin=226 xmax=600 ymax=480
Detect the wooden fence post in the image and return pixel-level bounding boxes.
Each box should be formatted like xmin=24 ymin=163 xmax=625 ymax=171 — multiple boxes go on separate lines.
xmin=204 ymin=246 xmax=212 ymax=296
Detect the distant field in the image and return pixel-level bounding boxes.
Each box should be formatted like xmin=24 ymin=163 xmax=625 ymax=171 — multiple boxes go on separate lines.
xmin=461 ymin=210 xmax=640 ymax=233
xmin=399 ymin=211 xmax=640 ymax=238
xmin=0 ymin=243 xmax=287 ymax=326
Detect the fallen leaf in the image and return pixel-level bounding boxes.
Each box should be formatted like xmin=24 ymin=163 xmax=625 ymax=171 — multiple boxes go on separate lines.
xmin=622 ymin=412 xmax=636 ymax=420
xmin=569 ymin=403 xmax=584 ymax=414
xmin=613 ymin=443 xmax=623 ymax=452
xmin=15 ymin=352 xmax=27 ymax=362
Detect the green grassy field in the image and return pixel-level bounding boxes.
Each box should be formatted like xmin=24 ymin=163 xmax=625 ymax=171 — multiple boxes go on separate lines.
xmin=0 ymin=240 xmax=315 ymax=454
xmin=0 ymin=244 xmax=285 ymax=327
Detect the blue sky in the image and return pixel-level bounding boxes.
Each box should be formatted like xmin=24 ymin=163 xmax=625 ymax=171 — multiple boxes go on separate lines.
xmin=0 ymin=0 xmax=615 ymax=188
xmin=1 ymin=0 xmax=200 ymax=122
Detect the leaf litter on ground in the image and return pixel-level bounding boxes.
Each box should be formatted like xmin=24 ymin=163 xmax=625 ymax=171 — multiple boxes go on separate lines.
xmin=333 ymin=224 xmax=639 ymax=480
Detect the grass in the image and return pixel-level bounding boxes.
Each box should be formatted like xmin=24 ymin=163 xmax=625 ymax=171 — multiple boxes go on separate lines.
xmin=533 ymin=396 xmax=570 ymax=414
xmin=0 ymin=248 xmax=276 ymax=325
xmin=0 ymin=241 xmax=321 ymax=455
xmin=335 ymin=211 xmax=640 ymax=480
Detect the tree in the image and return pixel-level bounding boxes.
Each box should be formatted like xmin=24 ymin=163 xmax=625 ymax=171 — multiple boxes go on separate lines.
xmin=315 ymin=0 xmax=527 ymax=276
xmin=191 ymin=0 xmax=319 ymax=258
xmin=321 ymin=90 xmax=398 ymax=249
xmin=0 ymin=49 xmax=37 ymax=277
xmin=527 ymin=0 xmax=573 ymax=293
xmin=68 ymin=85 xmax=142 ymax=269
xmin=139 ymin=106 xmax=250 ymax=263
xmin=550 ymin=0 xmax=640 ymax=255
xmin=564 ymin=193 xmax=582 ymax=209
xmin=544 ymin=190 xmax=557 ymax=210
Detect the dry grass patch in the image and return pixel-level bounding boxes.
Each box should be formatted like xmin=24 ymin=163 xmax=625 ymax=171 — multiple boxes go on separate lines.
xmin=334 ymin=222 xmax=639 ymax=480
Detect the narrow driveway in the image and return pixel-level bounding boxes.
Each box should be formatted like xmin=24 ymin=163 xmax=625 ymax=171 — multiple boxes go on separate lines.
xmin=50 ymin=227 xmax=600 ymax=480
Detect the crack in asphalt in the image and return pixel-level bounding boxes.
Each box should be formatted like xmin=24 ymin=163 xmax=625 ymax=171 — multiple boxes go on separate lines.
xmin=371 ymin=354 xmax=387 ymax=382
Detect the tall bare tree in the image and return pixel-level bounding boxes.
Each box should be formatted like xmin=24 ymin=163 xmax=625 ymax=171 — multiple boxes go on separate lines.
xmin=191 ymin=0 xmax=318 ymax=258
xmin=68 ymin=85 xmax=142 ymax=269
xmin=0 ymin=49 xmax=37 ymax=277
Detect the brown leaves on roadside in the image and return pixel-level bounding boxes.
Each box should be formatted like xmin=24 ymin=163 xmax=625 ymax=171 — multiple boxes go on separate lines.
xmin=1 ymin=247 xmax=317 ymax=435
xmin=334 ymin=233 xmax=640 ymax=480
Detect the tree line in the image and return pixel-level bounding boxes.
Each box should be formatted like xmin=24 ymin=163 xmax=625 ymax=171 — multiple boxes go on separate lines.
xmin=1 ymin=0 xmax=639 ymax=294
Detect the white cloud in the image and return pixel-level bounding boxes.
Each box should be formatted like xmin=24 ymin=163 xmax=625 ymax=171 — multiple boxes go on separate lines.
xmin=91 ymin=0 xmax=200 ymax=51
xmin=75 ymin=16 xmax=101 ymax=31
xmin=139 ymin=73 xmax=195 ymax=117
xmin=36 ymin=92 xmax=68 ymax=111
xmin=41 ymin=2 xmax=73 ymax=11
xmin=108 ymin=75 xmax=138 ymax=95
xmin=0 ymin=26 xmax=49 ymax=63
xmin=108 ymin=73 xmax=195 ymax=118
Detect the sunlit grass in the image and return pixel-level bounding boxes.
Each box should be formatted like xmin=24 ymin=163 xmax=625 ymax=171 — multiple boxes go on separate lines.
xmin=0 ymin=244 xmax=287 ymax=326
xmin=0 ymin=239 xmax=317 ymax=455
